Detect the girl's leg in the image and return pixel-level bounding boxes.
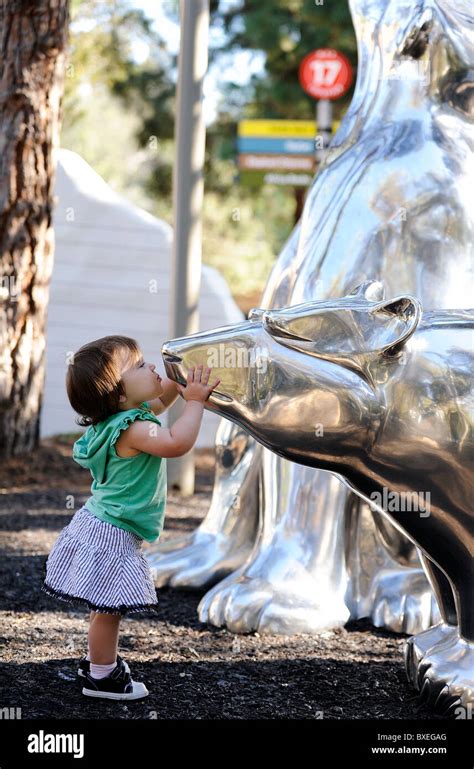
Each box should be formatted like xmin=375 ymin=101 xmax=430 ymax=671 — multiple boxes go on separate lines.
xmin=86 ymin=611 xmax=95 ymax=657
xmin=88 ymin=612 xmax=121 ymax=664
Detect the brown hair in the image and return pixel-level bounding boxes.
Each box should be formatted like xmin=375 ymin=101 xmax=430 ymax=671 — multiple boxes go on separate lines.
xmin=66 ymin=335 xmax=141 ymax=427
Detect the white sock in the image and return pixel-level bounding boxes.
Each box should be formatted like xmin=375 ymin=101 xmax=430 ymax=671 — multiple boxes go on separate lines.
xmin=90 ymin=661 xmax=117 ymax=679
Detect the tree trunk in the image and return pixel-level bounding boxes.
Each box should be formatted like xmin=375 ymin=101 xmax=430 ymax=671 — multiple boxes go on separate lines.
xmin=0 ymin=0 xmax=69 ymax=458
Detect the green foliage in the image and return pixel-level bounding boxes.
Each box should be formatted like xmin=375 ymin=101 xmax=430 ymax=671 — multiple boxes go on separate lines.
xmin=202 ymin=185 xmax=294 ymax=296
xmin=211 ymin=0 xmax=356 ymax=119
xmin=61 ymin=0 xmax=356 ymax=301
xmin=61 ymin=81 xmax=155 ymax=210
xmin=62 ymin=0 xmax=175 ymax=199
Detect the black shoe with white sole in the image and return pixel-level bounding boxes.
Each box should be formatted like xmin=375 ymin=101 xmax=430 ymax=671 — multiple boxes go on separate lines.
xmin=77 ymin=654 xmax=130 ymax=678
xmin=82 ymin=658 xmax=149 ymax=701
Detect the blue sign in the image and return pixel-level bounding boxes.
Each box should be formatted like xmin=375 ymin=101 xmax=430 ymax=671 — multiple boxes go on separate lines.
xmin=237 ymin=137 xmax=315 ymax=155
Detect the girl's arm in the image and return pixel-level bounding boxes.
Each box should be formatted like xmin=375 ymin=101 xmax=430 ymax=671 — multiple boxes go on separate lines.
xmin=147 ymin=376 xmax=180 ymax=415
xmin=127 ymin=366 xmax=221 ymax=457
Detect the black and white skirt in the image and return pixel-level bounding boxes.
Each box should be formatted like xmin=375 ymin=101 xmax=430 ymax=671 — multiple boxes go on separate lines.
xmin=41 ymin=505 xmax=159 ymax=616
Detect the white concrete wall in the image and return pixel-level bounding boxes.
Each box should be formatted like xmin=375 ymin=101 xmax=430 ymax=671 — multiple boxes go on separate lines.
xmin=40 ymin=149 xmax=244 ymax=447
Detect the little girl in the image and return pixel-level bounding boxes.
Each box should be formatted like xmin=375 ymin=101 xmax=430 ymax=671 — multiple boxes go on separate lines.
xmin=41 ymin=334 xmax=220 ymax=701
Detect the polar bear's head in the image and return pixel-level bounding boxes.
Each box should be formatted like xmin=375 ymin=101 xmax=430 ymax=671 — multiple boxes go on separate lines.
xmin=162 ymin=281 xmax=421 ymax=451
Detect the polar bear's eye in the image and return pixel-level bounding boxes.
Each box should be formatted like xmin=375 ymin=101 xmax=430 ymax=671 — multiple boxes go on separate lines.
xmin=263 ymin=312 xmax=310 ymax=342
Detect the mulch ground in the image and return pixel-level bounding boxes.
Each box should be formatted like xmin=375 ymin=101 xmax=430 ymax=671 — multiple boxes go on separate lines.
xmin=0 ymin=435 xmax=448 ymax=721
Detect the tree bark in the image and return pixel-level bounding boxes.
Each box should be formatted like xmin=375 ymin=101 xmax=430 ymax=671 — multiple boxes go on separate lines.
xmin=0 ymin=0 xmax=69 ymax=458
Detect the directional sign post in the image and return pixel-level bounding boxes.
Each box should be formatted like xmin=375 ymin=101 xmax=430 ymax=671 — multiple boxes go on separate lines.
xmin=236 ymin=119 xmax=340 ymax=189
xmin=299 ymin=48 xmax=353 ymax=161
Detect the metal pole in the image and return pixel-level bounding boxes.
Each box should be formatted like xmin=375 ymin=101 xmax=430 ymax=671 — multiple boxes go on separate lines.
xmin=315 ymin=98 xmax=332 ymax=164
xmin=167 ymin=0 xmax=209 ymax=495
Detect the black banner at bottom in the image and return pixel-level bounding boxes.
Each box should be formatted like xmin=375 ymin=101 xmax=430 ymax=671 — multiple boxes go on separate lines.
xmin=0 ymin=718 xmax=471 ymax=767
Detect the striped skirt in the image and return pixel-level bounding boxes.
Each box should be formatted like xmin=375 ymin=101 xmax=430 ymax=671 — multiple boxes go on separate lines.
xmin=41 ymin=505 xmax=159 ymax=616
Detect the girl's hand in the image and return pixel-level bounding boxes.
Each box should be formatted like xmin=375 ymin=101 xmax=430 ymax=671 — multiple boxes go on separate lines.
xmin=176 ymin=365 xmax=221 ymax=402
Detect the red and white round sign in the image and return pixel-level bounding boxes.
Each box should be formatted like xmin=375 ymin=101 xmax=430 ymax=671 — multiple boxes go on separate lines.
xmin=299 ymin=48 xmax=353 ymax=100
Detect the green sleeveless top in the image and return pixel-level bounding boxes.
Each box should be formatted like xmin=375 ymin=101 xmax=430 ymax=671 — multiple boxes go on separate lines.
xmin=72 ymin=401 xmax=167 ymax=543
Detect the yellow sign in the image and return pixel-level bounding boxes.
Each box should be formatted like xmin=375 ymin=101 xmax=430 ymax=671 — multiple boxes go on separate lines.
xmin=238 ymin=120 xmax=316 ymax=138
xmin=238 ymin=119 xmax=341 ymax=138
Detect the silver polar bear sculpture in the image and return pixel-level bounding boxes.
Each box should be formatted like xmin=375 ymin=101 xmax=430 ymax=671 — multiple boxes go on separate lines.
xmin=161 ymin=287 xmax=474 ymax=714
xmin=147 ymin=0 xmax=472 ymax=641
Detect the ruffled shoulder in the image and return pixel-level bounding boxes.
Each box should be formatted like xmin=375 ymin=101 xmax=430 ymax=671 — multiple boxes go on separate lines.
xmin=110 ymin=406 xmax=161 ymax=449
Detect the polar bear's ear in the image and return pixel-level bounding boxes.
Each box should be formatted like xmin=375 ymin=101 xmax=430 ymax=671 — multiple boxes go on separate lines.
xmin=348 ymin=280 xmax=385 ymax=302
xmin=263 ymin=294 xmax=421 ymax=362
xmin=370 ymin=295 xmax=422 ymax=356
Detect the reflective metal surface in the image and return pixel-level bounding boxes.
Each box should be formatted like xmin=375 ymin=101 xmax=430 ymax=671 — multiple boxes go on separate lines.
xmin=149 ymin=0 xmax=471 ymax=625
xmin=148 ymin=418 xmax=260 ymax=588
xmin=147 ymin=0 xmax=473 ymax=713
xmin=161 ymin=289 xmax=474 ymax=713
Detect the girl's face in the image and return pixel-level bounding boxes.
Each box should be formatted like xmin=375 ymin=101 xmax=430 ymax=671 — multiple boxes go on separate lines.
xmin=118 ymin=349 xmax=163 ymax=409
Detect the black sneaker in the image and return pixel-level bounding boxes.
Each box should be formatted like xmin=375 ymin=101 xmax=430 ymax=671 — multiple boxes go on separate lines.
xmin=82 ymin=658 xmax=149 ymax=701
xmin=77 ymin=654 xmax=130 ymax=678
